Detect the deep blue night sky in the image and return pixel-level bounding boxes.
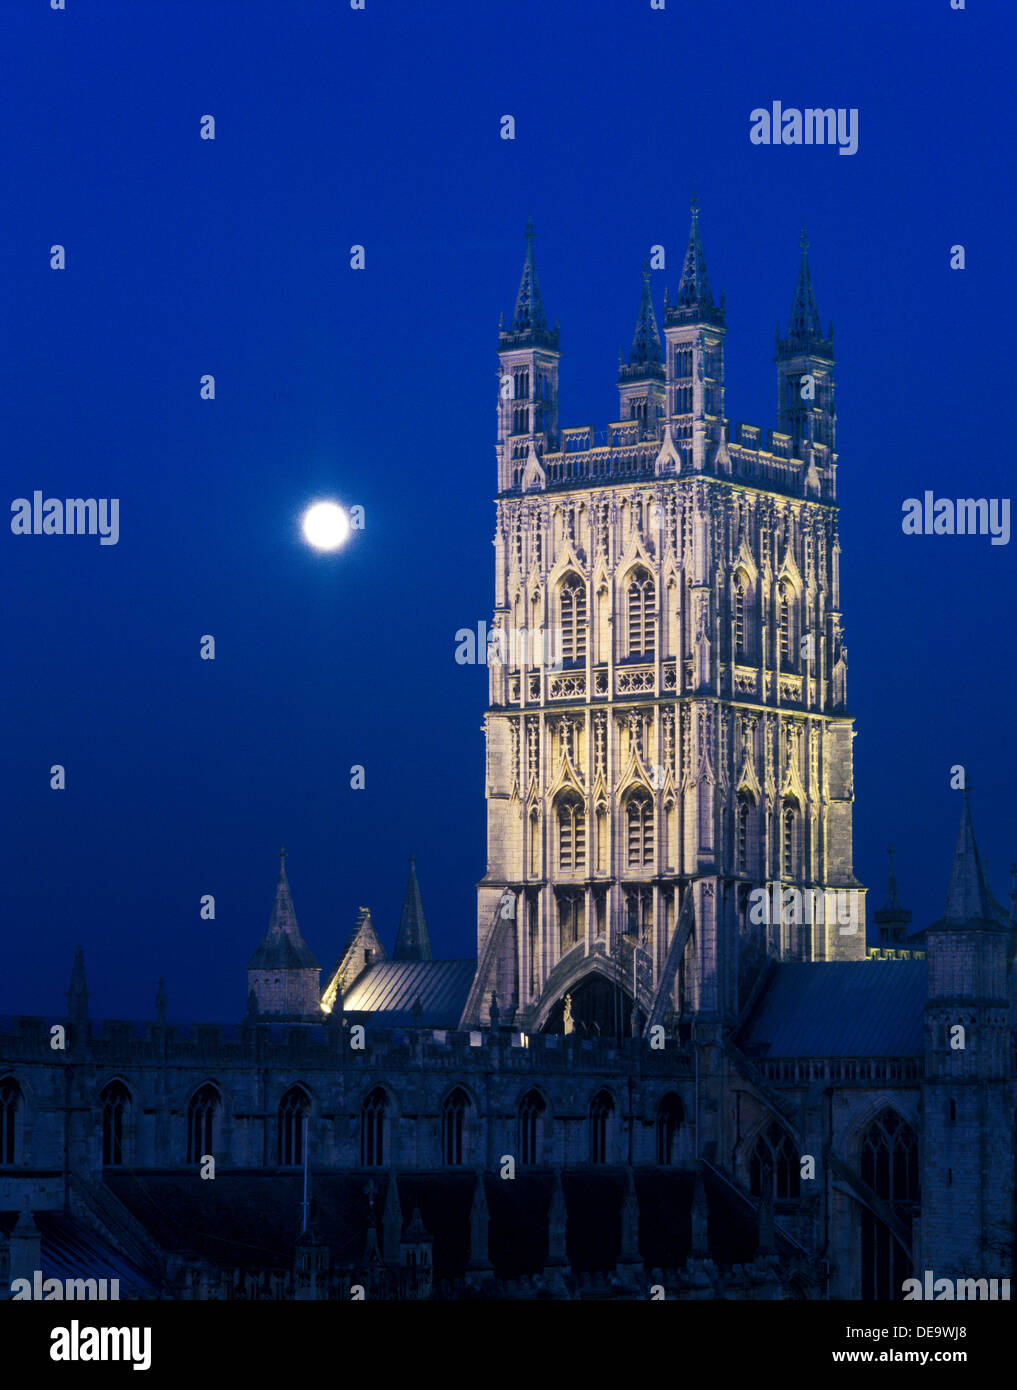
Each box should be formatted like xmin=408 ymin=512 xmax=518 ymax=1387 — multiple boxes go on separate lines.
xmin=2 ymin=0 xmax=1014 ymax=1020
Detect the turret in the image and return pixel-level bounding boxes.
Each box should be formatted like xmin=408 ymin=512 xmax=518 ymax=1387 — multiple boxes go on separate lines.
xmin=497 ymin=221 xmax=560 ymax=493
xmin=245 ymin=849 xmax=321 ymax=1021
xmin=663 ymin=192 xmax=726 ymax=469
xmin=617 ymin=264 xmax=665 ymax=438
xmin=775 ymin=230 xmax=835 ymax=462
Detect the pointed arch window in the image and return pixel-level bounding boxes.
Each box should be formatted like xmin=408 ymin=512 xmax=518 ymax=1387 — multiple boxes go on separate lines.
xmin=557 ymin=793 xmax=586 ymax=873
xmin=0 ymin=1078 xmax=22 ymax=1166
xmin=278 ymin=1086 xmax=310 ymax=1167
xmin=361 ymin=1087 xmax=387 ymax=1167
xmin=737 ymin=795 xmax=752 ymax=875
xmin=860 ymin=1109 xmax=919 ymax=1301
xmin=626 ymin=789 xmax=654 ymax=869
xmin=528 ymin=806 xmax=540 ymax=876
xmin=589 ymin=1089 xmax=614 ymax=1165
xmin=656 ymin=1093 xmax=684 ymax=1165
xmin=442 ymin=1088 xmax=469 ymax=1166
xmin=782 ymin=800 xmax=798 ymax=879
xmin=778 ymin=582 xmax=792 ymax=665
xmin=187 ymin=1084 xmax=221 ymax=1164
xmin=626 ymin=567 xmax=656 ymax=657
xmin=518 ymin=1089 xmax=546 ymax=1167
xmin=560 ymin=576 xmax=587 ymax=662
xmin=733 ymin=575 xmax=747 ymax=657
xmin=749 ymin=1121 xmax=800 ymax=1201
xmin=100 ymin=1081 xmax=130 ymax=1167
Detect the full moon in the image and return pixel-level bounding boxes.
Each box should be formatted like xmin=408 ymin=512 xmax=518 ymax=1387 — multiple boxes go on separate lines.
xmin=301 ymin=501 xmax=350 ymax=551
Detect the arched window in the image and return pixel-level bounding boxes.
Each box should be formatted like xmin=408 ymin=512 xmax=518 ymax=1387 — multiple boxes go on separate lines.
xmin=278 ymin=1087 xmax=310 ymax=1167
xmin=0 ymin=1078 xmax=22 ymax=1166
xmin=361 ymin=1087 xmax=387 ymax=1167
xmin=778 ymin=582 xmax=792 ymax=665
xmin=861 ymin=1109 xmax=919 ymax=1301
xmin=557 ymin=793 xmax=586 ymax=872
xmin=749 ymin=1120 xmax=800 ymax=1201
xmin=590 ymin=1089 xmax=614 ymax=1164
xmin=560 ymin=576 xmax=587 ymax=661
xmin=656 ymin=1093 xmax=684 ymax=1165
xmin=100 ymin=1081 xmax=130 ymax=1168
xmin=626 ymin=790 xmax=654 ymax=869
xmin=518 ymin=1089 xmax=546 ymax=1166
xmin=186 ymin=1084 xmax=221 ymax=1164
xmin=733 ymin=575 xmax=746 ymax=656
xmin=737 ymin=796 xmax=752 ymax=874
xmin=442 ymin=1088 xmax=469 ymax=1166
xmin=528 ymin=806 xmax=540 ymax=875
xmin=626 ymin=567 xmax=655 ymax=657
xmin=782 ymin=800 xmax=797 ymax=879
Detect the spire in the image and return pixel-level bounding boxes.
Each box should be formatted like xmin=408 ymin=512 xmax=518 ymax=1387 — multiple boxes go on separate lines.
xmin=778 ymin=228 xmax=832 ymax=356
xmin=66 ymin=945 xmax=88 ymax=1022
xmin=500 ymin=221 xmax=559 ymax=350
xmin=668 ymin=192 xmax=723 ymax=327
xmin=931 ymin=791 xmax=999 ymax=931
xmin=393 ymin=856 xmax=433 ymax=962
xmin=619 ymin=264 xmax=664 ymax=379
xmin=246 ymin=849 xmax=319 ymax=972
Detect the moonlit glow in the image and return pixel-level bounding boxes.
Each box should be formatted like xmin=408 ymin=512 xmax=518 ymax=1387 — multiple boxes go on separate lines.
xmin=301 ymin=501 xmax=350 ymax=551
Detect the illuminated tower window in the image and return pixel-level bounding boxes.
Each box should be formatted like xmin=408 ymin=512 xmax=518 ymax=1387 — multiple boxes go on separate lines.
xmin=626 ymin=790 xmax=654 ymax=868
xmin=627 ymin=567 xmax=655 ymax=656
xmin=560 ymin=577 xmax=587 ymax=661
xmin=557 ymin=793 xmax=586 ymax=872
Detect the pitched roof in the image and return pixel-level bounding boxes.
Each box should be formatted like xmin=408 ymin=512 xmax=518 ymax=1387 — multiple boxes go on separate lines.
xmin=246 ymin=855 xmax=319 ymax=972
xmin=342 ymin=960 xmax=475 ymax=1027
xmin=392 ymin=858 xmax=432 ymax=962
xmin=738 ymin=961 xmax=927 ymax=1058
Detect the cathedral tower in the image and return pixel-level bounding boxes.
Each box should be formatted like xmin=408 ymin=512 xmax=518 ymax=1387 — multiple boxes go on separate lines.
xmin=246 ymin=851 xmax=321 ymax=1020
xmin=463 ymin=206 xmax=865 ymax=1034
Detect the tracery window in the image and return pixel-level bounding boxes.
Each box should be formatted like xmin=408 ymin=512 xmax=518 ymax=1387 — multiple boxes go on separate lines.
xmin=626 ymin=790 xmax=654 ymax=868
xmin=557 ymin=793 xmax=586 ymax=873
xmin=560 ymin=576 xmax=587 ymax=661
xmin=749 ymin=1120 xmax=800 ymax=1201
xmin=186 ymin=1084 xmax=221 ymax=1164
xmin=860 ymin=1110 xmax=919 ymax=1301
xmin=278 ymin=1086 xmax=310 ymax=1167
xmin=627 ymin=567 xmax=655 ymax=656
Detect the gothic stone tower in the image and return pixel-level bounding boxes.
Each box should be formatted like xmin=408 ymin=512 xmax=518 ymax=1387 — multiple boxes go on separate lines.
xmin=462 ymin=203 xmax=865 ymax=1035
